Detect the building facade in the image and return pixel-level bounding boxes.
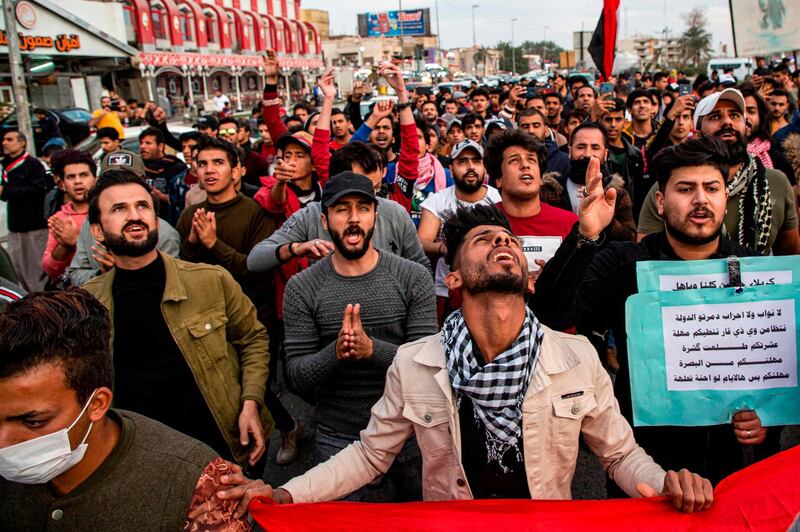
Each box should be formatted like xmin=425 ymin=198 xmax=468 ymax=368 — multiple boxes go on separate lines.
xmin=1 ymin=0 xmax=323 ymax=114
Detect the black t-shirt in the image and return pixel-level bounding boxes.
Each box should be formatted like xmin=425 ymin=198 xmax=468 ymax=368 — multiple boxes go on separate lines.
xmin=457 ymin=346 xmax=531 ymax=499
xmin=111 ymin=254 xmax=232 ymax=460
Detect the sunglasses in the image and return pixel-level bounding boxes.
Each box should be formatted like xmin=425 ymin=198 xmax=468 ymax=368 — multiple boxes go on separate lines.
xmin=218 ymin=128 xmax=238 ymax=136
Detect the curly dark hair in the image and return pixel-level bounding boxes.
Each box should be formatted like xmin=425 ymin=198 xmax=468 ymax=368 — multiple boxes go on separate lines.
xmin=441 ymin=203 xmax=512 ymax=268
xmin=50 ymin=148 xmax=97 ymax=179
xmin=484 ymin=129 xmax=548 ymax=182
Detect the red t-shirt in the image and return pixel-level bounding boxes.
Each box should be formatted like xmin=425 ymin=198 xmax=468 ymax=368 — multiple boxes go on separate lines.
xmin=497 ymin=201 xmax=577 ymax=239
xmin=497 ymin=201 xmax=577 ymax=271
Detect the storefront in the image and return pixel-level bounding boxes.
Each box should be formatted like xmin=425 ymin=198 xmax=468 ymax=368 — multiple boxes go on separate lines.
xmin=0 ymin=0 xmax=136 ymax=109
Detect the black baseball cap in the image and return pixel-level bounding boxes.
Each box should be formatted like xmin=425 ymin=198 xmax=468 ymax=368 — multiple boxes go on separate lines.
xmin=193 ymin=116 xmax=218 ymax=130
xmin=321 ymin=171 xmax=377 ymax=208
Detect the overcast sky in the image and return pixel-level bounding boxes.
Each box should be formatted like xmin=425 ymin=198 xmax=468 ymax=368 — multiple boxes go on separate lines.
xmin=303 ymin=0 xmax=735 ymax=54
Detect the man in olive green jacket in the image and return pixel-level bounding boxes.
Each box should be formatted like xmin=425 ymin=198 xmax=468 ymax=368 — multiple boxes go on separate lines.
xmin=83 ymin=169 xmax=272 ymax=472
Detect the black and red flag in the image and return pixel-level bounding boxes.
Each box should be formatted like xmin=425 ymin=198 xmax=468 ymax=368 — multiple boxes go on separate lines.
xmin=588 ymin=0 xmax=621 ymax=80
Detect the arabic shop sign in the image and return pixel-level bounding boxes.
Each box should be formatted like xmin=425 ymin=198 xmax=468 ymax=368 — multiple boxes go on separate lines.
xmin=0 ymin=30 xmax=80 ymax=52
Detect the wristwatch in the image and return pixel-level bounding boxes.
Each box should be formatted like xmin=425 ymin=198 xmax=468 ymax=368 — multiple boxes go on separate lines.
xmin=576 ymin=232 xmax=602 ymax=249
xmin=395 ymin=102 xmax=413 ymax=111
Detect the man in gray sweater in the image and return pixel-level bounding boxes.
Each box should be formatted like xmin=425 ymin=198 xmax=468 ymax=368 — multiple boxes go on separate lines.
xmin=282 ymin=172 xmax=437 ymax=502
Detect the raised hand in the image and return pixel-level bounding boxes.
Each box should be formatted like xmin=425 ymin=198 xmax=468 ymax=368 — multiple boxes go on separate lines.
xmin=590 ymin=97 xmax=616 ymax=122
xmin=373 ymin=99 xmax=394 ymax=120
xmin=273 ymin=158 xmax=297 ymax=183
xmin=507 ymin=85 xmax=525 ymax=108
xmin=378 ymin=62 xmax=406 ymax=95
xmin=578 ymin=156 xmax=616 ymax=240
xmin=152 ymin=106 xmax=168 ymax=124
xmin=264 ymin=49 xmax=281 ymax=84
xmin=667 ymin=94 xmax=695 ymax=121
xmin=317 ymin=68 xmax=337 ymax=100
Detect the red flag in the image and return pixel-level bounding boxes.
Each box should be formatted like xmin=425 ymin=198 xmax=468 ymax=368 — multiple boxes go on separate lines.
xmin=249 ymin=445 xmax=800 ymax=531
xmin=588 ymin=0 xmax=621 ymax=80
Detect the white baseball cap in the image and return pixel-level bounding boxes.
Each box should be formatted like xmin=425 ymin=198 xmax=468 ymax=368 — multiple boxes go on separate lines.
xmin=693 ymin=88 xmax=746 ymax=129
xmin=450 ymin=139 xmax=484 ymax=159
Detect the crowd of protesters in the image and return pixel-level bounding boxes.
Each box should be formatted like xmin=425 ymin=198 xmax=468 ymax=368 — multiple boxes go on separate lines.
xmin=1 ymin=49 xmax=799 ymax=529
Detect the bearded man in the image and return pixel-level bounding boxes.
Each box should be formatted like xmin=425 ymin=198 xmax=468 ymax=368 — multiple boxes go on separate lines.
xmin=281 ymin=171 xmax=438 ymax=502
xmin=83 ymin=170 xmax=272 ymax=478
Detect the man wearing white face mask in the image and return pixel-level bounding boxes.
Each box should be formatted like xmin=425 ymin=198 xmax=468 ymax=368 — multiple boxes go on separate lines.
xmin=0 ymin=290 xmax=256 ymax=529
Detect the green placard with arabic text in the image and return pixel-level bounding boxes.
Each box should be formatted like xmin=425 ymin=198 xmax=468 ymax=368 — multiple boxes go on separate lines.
xmin=625 ymin=283 xmax=800 ymax=427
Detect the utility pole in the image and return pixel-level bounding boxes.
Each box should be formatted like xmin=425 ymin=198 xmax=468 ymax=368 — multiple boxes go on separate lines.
xmin=542 ymin=25 xmax=549 ymax=66
xmin=471 ymin=4 xmax=478 ymax=76
xmin=398 ymin=0 xmax=404 ymax=71
xmin=3 ymin=0 xmax=35 ymax=155
xmin=511 ymin=18 xmax=517 ymax=75
xmin=435 ymin=0 xmax=441 ymax=64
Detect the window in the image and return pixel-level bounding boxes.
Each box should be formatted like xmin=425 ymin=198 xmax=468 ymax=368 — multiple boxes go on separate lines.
xmin=179 ymin=9 xmax=194 ymax=42
xmin=227 ymin=13 xmax=237 ymax=51
xmin=122 ymin=4 xmax=138 ymax=44
xmin=205 ymin=12 xmax=217 ymax=43
xmin=151 ymin=4 xmax=169 ymax=40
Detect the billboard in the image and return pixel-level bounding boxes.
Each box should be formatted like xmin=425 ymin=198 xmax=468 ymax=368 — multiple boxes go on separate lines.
xmin=730 ymin=0 xmax=800 ymax=56
xmin=357 ymin=9 xmax=430 ymax=37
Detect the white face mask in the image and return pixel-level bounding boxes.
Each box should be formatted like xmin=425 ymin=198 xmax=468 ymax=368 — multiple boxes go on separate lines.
xmin=0 ymin=391 xmax=96 ymax=484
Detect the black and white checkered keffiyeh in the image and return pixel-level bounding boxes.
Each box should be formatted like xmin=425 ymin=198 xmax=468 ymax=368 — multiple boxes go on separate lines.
xmin=442 ymin=307 xmax=543 ymax=468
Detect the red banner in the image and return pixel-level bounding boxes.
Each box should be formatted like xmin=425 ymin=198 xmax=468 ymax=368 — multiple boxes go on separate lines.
xmin=250 ymin=445 xmax=800 ymax=531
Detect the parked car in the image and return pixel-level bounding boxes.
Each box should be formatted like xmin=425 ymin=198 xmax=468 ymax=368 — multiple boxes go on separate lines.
xmin=0 ymin=108 xmax=92 ymax=150
xmin=74 ymin=123 xmax=195 ymax=161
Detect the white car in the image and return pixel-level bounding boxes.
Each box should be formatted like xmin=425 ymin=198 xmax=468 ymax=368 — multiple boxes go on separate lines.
xmin=75 ymin=123 xmax=196 ymax=162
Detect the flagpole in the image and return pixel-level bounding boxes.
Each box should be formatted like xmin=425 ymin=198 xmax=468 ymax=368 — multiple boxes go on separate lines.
xmin=727 ymin=0 xmax=739 ymax=58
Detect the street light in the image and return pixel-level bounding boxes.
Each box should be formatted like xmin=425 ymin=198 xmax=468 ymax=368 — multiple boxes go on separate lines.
xmin=471 ymin=4 xmax=479 ymax=75
xmin=511 ymin=18 xmax=517 ymax=75
xmin=542 ymin=25 xmax=549 ymax=66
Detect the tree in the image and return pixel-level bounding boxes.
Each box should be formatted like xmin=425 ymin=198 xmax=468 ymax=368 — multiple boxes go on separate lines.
xmin=681 ymin=7 xmax=713 ymax=70
xmin=474 ymin=46 xmax=490 ymax=77
xmin=496 ymin=42 xmax=525 ymax=73
xmin=520 ymin=40 xmax=565 ymax=65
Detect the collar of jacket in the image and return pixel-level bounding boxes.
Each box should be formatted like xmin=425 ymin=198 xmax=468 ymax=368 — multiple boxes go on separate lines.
xmin=412 ymin=325 xmax=580 ymax=400
xmin=92 ymin=250 xmax=188 ymax=307
xmin=618 ymin=134 xmax=641 ymax=158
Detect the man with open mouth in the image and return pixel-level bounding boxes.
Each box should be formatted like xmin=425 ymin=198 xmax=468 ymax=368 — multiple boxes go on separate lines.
xmin=279 ymin=171 xmax=438 ymax=502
